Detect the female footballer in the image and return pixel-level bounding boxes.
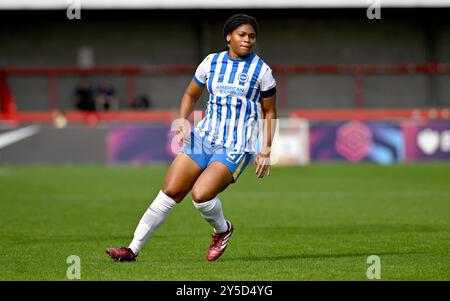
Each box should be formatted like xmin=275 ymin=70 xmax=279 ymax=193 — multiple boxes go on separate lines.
xmin=106 ymin=14 xmax=277 ymax=262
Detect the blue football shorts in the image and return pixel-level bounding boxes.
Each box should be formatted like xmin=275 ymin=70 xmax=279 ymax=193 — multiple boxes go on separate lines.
xmin=181 ymin=132 xmax=253 ymax=182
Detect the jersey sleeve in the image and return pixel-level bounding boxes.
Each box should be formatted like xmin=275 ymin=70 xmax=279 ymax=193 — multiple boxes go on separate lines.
xmin=260 ymin=66 xmax=276 ymax=92
xmin=193 ymin=54 xmax=211 ymax=87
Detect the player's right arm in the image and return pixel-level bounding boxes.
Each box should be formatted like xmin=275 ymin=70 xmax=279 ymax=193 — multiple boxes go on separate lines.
xmin=176 ymin=80 xmax=204 ymax=144
xmin=177 ymin=54 xmax=210 ymax=143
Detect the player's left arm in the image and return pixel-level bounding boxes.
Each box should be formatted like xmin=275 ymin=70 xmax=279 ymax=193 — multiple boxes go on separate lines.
xmin=256 ymin=92 xmax=277 ymax=179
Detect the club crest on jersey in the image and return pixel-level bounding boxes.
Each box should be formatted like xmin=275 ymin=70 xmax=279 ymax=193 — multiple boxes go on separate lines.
xmin=238 ymin=73 xmax=249 ymax=83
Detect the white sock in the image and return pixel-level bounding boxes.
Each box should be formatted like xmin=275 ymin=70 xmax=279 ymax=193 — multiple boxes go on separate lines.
xmin=193 ymin=196 xmax=228 ymax=234
xmin=128 ymin=190 xmax=177 ymax=255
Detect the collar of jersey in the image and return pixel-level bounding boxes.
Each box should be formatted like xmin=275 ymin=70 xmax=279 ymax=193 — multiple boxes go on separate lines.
xmin=224 ymin=51 xmax=255 ymax=62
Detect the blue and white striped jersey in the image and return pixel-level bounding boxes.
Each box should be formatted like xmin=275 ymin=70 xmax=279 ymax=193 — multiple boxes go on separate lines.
xmin=193 ymin=51 xmax=276 ymax=153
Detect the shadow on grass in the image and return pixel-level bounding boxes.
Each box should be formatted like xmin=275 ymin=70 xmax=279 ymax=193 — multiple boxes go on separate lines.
xmin=223 ymin=251 xmax=422 ymax=262
xmin=248 ymin=224 xmax=450 ymax=235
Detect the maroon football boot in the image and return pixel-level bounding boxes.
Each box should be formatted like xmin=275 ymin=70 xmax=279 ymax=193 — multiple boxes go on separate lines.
xmin=207 ymin=221 xmax=234 ymax=261
xmin=106 ymin=247 xmax=137 ymax=262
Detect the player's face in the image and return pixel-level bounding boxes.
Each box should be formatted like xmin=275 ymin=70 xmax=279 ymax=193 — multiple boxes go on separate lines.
xmin=227 ymin=24 xmax=256 ymax=58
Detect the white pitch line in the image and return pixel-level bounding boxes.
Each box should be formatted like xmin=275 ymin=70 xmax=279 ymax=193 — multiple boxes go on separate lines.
xmin=0 ymin=125 xmax=40 ymax=149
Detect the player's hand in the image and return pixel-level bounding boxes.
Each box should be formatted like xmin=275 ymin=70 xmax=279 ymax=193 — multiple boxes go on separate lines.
xmin=176 ymin=119 xmax=191 ymax=145
xmin=255 ymin=152 xmax=271 ymax=179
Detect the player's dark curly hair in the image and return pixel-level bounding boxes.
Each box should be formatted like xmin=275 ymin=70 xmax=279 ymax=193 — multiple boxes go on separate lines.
xmin=223 ymin=14 xmax=258 ymax=46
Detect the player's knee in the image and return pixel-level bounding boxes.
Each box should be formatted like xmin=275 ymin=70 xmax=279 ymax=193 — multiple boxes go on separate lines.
xmin=161 ymin=186 xmax=184 ymax=203
xmin=191 ymin=186 xmax=213 ymax=204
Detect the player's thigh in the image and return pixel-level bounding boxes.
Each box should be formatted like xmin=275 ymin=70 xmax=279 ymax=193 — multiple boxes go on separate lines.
xmin=191 ymin=162 xmax=234 ymax=203
xmin=162 ymin=153 xmax=204 ymax=203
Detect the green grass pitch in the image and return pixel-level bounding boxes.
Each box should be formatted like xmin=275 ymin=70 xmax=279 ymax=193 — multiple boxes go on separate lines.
xmin=0 ymin=163 xmax=449 ymax=281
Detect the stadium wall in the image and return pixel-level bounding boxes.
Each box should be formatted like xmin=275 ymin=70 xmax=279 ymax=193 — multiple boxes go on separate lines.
xmin=1 ymin=9 xmax=450 ymax=111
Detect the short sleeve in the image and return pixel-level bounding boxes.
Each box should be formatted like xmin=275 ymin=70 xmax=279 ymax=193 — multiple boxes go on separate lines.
xmin=260 ymin=66 xmax=276 ymax=92
xmin=193 ymin=55 xmax=211 ymax=87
